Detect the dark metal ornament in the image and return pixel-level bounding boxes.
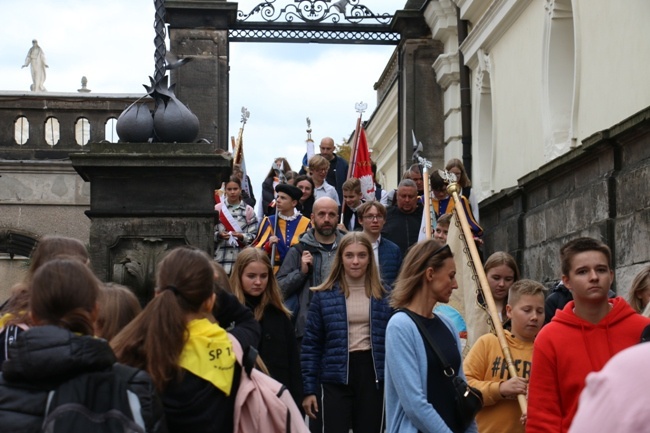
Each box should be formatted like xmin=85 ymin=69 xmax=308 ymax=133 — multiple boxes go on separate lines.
xmin=115 ymin=101 xmax=155 ymax=143
xmin=115 ymin=0 xmax=200 ymax=143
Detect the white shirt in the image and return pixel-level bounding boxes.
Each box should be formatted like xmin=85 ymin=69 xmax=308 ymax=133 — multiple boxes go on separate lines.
xmin=314 ymin=181 xmax=340 ymax=205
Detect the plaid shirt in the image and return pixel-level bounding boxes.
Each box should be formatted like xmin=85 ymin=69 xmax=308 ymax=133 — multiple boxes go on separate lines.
xmin=214 ymin=201 xmax=259 ymax=274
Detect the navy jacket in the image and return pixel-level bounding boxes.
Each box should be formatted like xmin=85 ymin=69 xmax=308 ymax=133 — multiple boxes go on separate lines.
xmin=377 ymin=236 xmax=402 ymax=288
xmin=301 ymin=282 xmax=392 ymax=396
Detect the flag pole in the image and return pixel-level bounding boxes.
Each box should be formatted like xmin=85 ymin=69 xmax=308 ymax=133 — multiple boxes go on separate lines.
xmin=234 ymin=107 xmax=250 ymax=165
xmin=416 ymin=156 xmax=433 ymax=239
xmin=341 ymin=101 xmax=368 ymax=224
xmin=445 ymin=173 xmax=527 ymax=416
xmin=270 ymin=162 xmax=286 ymax=269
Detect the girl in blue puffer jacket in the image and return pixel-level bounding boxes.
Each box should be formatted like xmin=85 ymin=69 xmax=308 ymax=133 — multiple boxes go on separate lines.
xmin=301 ymin=232 xmax=393 ymax=433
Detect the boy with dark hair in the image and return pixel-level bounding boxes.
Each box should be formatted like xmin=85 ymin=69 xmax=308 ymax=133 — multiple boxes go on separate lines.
xmin=526 ymin=237 xmax=650 ymax=433
xmin=463 ymin=279 xmax=545 ymax=433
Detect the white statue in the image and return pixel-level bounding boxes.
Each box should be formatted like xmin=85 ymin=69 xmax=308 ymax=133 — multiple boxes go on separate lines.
xmin=22 ymin=39 xmax=48 ymax=92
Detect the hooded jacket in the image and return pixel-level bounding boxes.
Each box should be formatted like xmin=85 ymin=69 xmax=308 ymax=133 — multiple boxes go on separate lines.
xmin=0 ymin=325 xmax=166 ymax=433
xmin=527 ymin=297 xmax=650 ymax=433
xmin=463 ymin=332 xmax=532 ymax=433
xmin=276 ymin=229 xmax=344 ymax=338
xmin=569 ymin=342 xmax=650 ymax=433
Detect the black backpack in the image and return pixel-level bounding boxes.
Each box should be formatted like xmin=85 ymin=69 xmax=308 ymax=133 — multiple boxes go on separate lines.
xmin=42 ymin=364 xmax=146 ymax=433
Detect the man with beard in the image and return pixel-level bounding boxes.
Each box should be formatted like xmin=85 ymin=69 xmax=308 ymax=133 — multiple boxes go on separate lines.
xmin=277 ymin=197 xmax=343 ymax=341
xmin=382 ymin=179 xmax=424 ymax=256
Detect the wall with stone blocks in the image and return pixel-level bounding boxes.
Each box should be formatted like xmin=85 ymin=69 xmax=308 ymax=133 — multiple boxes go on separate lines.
xmin=480 ymin=107 xmax=650 ymax=298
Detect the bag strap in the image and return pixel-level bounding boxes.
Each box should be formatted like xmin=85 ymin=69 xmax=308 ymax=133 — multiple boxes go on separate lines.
xmin=399 ymin=308 xmax=456 ymax=377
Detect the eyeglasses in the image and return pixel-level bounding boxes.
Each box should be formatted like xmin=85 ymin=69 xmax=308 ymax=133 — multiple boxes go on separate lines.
xmin=363 ymin=214 xmax=384 ymax=221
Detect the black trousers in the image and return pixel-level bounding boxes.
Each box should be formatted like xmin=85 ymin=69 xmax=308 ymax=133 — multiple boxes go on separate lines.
xmin=320 ymin=351 xmax=384 ymax=433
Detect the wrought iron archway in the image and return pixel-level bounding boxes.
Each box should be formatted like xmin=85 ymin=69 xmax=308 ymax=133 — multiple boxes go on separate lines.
xmin=229 ymin=0 xmax=400 ymax=45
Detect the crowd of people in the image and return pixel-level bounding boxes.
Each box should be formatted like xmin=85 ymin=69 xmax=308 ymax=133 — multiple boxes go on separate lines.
xmin=1 ymin=137 xmax=650 ymax=433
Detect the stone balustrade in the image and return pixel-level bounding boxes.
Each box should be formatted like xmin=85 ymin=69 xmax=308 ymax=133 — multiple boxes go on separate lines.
xmin=0 ymin=91 xmax=150 ymax=159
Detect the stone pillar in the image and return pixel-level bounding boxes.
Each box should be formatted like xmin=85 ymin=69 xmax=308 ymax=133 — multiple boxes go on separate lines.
xmin=165 ymin=1 xmax=237 ymax=150
xmin=392 ymin=10 xmax=445 ymax=173
xmin=70 ymin=142 xmax=230 ymax=304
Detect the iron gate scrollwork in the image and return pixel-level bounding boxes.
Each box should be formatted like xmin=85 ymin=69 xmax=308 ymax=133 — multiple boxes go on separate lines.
xmin=230 ymin=0 xmax=400 ymax=45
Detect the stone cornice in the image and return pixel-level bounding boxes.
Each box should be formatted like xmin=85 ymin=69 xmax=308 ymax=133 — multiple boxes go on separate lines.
xmin=433 ymin=52 xmax=460 ymax=89
xmin=459 ymin=0 xmax=531 ymax=69
xmin=424 ymin=0 xmax=458 ymax=42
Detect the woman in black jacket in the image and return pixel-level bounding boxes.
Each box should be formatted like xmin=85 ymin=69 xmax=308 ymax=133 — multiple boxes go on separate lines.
xmin=112 ymin=246 xmax=251 ymax=433
xmin=0 ymin=258 xmax=166 ymax=433
xmin=230 ymin=248 xmax=303 ymax=410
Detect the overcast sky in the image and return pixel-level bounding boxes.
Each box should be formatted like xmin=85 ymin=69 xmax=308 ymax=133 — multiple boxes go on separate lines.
xmin=0 ymin=0 xmax=403 ymax=210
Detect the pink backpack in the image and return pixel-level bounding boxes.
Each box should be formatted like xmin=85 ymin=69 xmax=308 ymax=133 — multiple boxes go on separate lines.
xmin=229 ymin=336 xmax=308 ymax=433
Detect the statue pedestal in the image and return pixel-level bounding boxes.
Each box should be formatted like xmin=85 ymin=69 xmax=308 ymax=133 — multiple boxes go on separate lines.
xmin=71 ymin=142 xmax=230 ymax=303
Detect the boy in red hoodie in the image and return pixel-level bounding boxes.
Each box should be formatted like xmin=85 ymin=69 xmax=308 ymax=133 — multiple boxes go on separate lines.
xmin=526 ymin=237 xmax=650 ymax=433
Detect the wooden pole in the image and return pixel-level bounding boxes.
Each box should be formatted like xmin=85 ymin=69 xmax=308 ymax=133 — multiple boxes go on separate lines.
xmin=417 ymin=156 xmax=432 ymax=239
xmin=447 ymin=182 xmax=527 ymax=416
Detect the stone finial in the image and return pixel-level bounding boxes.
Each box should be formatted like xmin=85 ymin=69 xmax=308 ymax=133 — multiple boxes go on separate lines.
xmin=78 ymin=76 xmax=91 ymax=93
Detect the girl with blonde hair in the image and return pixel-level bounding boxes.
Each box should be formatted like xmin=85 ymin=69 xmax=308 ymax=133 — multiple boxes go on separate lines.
xmin=627 ymin=265 xmax=650 ymax=314
xmin=229 ymin=248 xmax=302 ymax=408
xmin=301 ymin=232 xmax=392 ymax=433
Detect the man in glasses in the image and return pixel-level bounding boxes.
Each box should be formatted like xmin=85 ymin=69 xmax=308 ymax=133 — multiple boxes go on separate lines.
xmin=357 ymin=201 xmax=402 ymax=287
xmin=308 ymin=155 xmax=340 ymax=205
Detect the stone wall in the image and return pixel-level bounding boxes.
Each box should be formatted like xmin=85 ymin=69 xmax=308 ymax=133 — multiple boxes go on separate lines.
xmin=0 ymin=161 xmax=90 ymax=300
xmin=480 ymin=106 xmax=650 ymax=298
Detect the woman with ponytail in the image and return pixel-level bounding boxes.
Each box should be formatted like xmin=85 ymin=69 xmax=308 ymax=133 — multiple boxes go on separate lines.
xmin=0 ymin=258 xmax=165 ymax=433
xmin=112 ymin=246 xmax=243 ymax=433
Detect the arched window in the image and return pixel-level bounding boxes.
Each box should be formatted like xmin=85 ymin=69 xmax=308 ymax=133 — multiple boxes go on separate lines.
xmin=105 ymin=117 xmax=118 ymax=143
xmin=44 ymin=117 xmax=60 ymax=146
xmin=543 ymin=0 xmax=576 ymax=160
xmin=75 ymin=117 xmax=91 ymax=146
xmin=473 ymin=50 xmax=494 ymax=201
xmin=14 ymin=116 xmax=29 ymax=145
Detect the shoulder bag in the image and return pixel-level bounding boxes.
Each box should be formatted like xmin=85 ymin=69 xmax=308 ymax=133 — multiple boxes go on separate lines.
xmin=401 ymin=308 xmax=483 ymax=432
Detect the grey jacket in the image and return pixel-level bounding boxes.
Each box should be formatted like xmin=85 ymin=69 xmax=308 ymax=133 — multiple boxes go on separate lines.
xmin=276 ymin=229 xmax=344 ymax=338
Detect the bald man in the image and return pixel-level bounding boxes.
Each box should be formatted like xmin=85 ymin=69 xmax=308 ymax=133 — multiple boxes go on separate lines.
xmin=277 ymin=197 xmax=343 ymax=340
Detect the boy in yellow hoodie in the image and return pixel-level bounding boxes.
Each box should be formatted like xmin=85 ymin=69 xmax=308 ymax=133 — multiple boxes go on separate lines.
xmin=463 ymin=279 xmax=545 ymax=433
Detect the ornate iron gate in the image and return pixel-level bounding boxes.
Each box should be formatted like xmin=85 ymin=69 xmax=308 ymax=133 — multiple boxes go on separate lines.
xmin=229 ymin=0 xmax=400 ymax=45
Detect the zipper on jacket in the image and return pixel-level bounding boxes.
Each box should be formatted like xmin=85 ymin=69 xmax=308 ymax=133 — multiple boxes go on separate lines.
xmin=369 ymin=299 xmax=380 ymax=390
xmin=345 ymin=295 xmax=350 ymax=385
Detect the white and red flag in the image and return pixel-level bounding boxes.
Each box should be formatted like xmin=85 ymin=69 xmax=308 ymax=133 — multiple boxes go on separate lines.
xmin=351 ymin=127 xmax=375 ymax=201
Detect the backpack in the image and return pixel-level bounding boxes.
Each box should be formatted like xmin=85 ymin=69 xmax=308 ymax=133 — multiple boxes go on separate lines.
xmin=283 ymin=242 xmax=319 ymax=321
xmin=230 ymin=336 xmax=308 ymax=433
xmin=42 ymin=364 xmax=146 ymax=433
